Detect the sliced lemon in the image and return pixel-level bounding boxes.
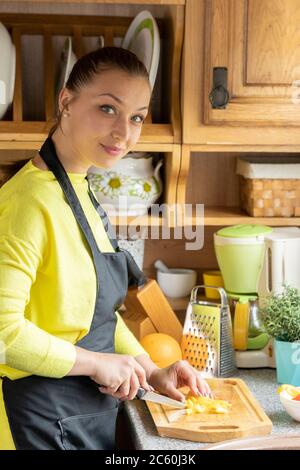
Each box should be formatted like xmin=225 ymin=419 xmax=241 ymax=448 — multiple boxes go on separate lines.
xmin=185 ymin=394 xmax=231 ymax=415
xmin=277 ymin=384 xmax=300 ymax=398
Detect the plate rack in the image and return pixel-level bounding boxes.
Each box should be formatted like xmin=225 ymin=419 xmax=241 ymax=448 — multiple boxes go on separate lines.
xmin=0 ymin=14 xmax=144 ymax=124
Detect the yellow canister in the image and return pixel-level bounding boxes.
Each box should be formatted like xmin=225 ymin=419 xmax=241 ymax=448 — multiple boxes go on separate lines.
xmin=203 ymin=271 xmax=224 ymax=299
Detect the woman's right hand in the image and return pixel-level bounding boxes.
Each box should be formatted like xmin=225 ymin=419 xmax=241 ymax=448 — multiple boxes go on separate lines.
xmin=90 ymin=352 xmax=152 ymax=400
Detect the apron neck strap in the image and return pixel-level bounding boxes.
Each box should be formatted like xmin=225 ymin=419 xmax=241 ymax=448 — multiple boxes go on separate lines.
xmin=85 ymin=178 xmax=119 ymax=251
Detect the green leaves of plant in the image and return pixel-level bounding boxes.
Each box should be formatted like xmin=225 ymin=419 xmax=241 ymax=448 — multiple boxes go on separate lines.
xmin=261 ymin=286 xmax=300 ymax=342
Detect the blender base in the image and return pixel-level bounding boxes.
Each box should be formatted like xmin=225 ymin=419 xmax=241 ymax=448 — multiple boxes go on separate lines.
xmin=235 ymin=341 xmax=276 ymax=368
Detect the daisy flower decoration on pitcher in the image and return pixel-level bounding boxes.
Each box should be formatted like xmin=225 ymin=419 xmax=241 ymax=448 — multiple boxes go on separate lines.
xmin=131 ymin=178 xmax=159 ymax=200
xmin=90 ymin=172 xmax=127 ymax=198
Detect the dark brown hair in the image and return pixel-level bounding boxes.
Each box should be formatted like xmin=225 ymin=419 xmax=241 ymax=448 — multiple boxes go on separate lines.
xmin=49 ymin=46 xmax=150 ymax=137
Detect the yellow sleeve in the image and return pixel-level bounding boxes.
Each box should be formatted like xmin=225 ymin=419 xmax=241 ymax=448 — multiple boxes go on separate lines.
xmin=115 ymin=312 xmax=149 ymax=357
xmin=0 ymin=200 xmax=76 ymax=378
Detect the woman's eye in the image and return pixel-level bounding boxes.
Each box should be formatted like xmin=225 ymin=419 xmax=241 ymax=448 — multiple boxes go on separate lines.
xmin=100 ymin=105 xmax=116 ymax=115
xmin=132 ymin=115 xmax=145 ymax=124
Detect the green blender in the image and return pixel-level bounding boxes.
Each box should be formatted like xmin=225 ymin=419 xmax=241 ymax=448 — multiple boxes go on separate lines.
xmin=214 ymin=224 xmax=274 ymax=368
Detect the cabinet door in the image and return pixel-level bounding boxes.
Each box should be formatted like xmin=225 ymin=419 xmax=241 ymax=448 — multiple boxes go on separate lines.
xmin=182 ymin=0 xmax=300 ymax=148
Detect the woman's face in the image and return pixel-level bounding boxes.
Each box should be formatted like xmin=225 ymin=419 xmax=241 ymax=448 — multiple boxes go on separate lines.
xmin=57 ymin=68 xmax=151 ymax=172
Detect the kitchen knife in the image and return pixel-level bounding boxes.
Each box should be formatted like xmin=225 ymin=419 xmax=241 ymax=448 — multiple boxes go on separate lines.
xmin=136 ymin=387 xmax=186 ymax=409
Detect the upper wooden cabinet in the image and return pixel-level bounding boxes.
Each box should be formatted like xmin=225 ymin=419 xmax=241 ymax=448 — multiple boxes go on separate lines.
xmin=182 ymin=0 xmax=300 ymax=149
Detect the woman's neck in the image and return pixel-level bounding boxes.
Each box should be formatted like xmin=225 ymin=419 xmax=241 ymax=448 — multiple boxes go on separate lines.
xmin=32 ymin=131 xmax=88 ymax=174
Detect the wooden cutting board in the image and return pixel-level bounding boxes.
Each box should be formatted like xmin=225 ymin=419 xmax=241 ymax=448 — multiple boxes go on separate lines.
xmin=145 ymin=378 xmax=272 ymax=443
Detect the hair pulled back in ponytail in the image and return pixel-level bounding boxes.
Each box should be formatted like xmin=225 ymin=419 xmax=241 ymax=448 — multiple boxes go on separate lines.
xmin=49 ymin=46 xmax=150 ymax=137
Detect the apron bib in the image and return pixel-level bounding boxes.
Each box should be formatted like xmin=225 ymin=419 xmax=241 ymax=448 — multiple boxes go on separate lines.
xmin=2 ymin=137 xmax=146 ymax=450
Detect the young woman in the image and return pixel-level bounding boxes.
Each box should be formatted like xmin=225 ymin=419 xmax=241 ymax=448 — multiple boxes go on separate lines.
xmin=0 ymin=47 xmax=211 ymax=450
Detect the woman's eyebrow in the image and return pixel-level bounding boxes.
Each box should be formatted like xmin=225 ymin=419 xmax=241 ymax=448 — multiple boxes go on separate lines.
xmin=97 ymin=93 xmax=148 ymax=111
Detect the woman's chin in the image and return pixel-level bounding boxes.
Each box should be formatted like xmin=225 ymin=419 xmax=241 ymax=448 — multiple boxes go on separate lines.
xmin=95 ymin=157 xmax=124 ymax=169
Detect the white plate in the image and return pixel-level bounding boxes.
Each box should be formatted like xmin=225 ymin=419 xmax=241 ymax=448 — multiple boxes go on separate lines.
xmin=98 ymin=35 xmax=105 ymax=48
xmin=55 ymin=37 xmax=77 ymax=101
xmin=0 ymin=22 xmax=16 ymax=119
xmin=122 ymin=10 xmax=160 ymax=91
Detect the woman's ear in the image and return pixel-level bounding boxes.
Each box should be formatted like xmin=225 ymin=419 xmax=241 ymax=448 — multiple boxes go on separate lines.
xmin=58 ymin=87 xmax=73 ymax=113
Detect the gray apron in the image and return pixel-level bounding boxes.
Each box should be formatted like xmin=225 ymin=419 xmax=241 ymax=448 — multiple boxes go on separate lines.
xmin=2 ymin=136 xmax=146 ymax=450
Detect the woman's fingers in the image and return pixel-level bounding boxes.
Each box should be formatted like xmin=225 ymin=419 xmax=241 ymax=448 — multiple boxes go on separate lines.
xmin=183 ymin=364 xmax=212 ymax=397
xmin=126 ymin=372 xmax=140 ymax=401
xmin=99 ymin=361 xmax=151 ymax=400
xmin=96 ymin=355 xmax=156 ymax=400
xmin=176 ymin=360 xmax=212 ymax=397
xmin=182 ymin=371 xmax=199 ymax=397
xmin=114 ymin=373 xmax=140 ymax=401
xmin=113 ymin=378 xmax=131 ymax=399
xmin=163 ymin=384 xmax=186 ymax=402
xmin=99 ymin=385 xmax=119 ymax=395
xmin=195 ymin=374 xmax=212 ymax=397
xmin=133 ymin=361 xmax=151 ymax=391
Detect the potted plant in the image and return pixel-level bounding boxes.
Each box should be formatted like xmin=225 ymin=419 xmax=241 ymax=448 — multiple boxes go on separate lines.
xmin=261 ymin=286 xmax=300 ymax=385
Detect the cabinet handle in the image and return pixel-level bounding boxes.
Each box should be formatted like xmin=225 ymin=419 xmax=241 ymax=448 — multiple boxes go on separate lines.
xmin=209 ymin=67 xmax=229 ymax=109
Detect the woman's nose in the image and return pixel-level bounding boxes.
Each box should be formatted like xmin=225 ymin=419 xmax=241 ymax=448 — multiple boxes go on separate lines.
xmin=112 ymin=118 xmax=130 ymax=143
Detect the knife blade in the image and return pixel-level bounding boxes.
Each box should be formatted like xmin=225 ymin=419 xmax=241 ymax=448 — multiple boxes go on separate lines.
xmin=136 ymin=387 xmax=186 ymax=409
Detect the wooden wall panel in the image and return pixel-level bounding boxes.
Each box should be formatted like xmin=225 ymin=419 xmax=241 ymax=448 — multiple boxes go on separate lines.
xmin=185 ymin=152 xmax=241 ymax=207
xmin=143 ymin=226 xmax=221 ymax=274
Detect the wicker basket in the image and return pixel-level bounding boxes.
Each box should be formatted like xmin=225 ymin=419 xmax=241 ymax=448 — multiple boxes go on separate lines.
xmin=239 ymin=177 xmax=300 ymax=217
xmin=237 ymin=157 xmax=300 ymax=217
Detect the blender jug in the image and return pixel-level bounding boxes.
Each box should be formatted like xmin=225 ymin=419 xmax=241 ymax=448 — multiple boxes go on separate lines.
xmin=214 ymin=225 xmax=273 ymax=294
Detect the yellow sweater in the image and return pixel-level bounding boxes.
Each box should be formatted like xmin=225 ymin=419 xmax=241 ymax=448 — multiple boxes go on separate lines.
xmin=0 ymin=159 xmax=146 ymax=449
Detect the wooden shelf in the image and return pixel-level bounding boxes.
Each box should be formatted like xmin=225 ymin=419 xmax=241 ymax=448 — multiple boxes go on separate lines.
xmin=168 ymin=293 xmax=219 ymax=309
xmin=178 ymin=206 xmax=300 ymax=227
xmin=0 ymin=123 xmax=174 ymax=150
xmin=109 ymin=203 xmax=300 ymax=238
xmin=189 ymin=144 xmax=300 ymax=153
xmin=167 ymin=295 xmax=190 ymax=311
xmin=13 ymin=0 xmax=185 ymax=4
xmin=111 ymin=214 xmax=162 ymax=227
xmin=110 ymin=210 xmax=179 ymax=228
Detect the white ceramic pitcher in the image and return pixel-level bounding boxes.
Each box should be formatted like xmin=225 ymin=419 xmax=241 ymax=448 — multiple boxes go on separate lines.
xmin=87 ymin=154 xmax=163 ymax=216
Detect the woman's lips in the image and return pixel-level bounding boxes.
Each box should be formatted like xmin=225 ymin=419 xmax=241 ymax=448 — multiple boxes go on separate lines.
xmin=101 ymin=144 xmax=124 ymax=157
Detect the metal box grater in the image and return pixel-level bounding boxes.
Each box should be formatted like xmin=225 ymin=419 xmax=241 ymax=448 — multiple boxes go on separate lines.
xmin=181 ymin=285 xmax=236 ymax=378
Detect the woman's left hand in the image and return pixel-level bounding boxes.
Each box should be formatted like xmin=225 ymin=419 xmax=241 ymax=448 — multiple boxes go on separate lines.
xmin=148 ymin=360 xmax=212 ymax=402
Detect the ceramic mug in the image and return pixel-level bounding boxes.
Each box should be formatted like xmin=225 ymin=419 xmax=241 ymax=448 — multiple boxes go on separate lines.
xmin=202 ymin=270 xmax=224 ymax=299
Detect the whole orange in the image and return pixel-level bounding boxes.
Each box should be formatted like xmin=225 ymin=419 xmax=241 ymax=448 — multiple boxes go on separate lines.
xmin=140 ymin=333 xmax=182 ymax=368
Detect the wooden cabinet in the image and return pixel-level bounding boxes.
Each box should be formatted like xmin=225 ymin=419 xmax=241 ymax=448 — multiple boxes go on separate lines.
xmin=177 ymin=0 xmax=300 ymax=232
xmin=182 ymin=0 xmax=300 ymax=149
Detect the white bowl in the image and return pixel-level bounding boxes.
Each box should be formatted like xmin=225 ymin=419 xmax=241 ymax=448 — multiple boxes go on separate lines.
xmin=0 ymin=22 xmax=16 ymax=119
xmin=157 ymin=268 xmax=197 ymax=298
xmin=280 ymin=390 xmax=300 ymax=422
